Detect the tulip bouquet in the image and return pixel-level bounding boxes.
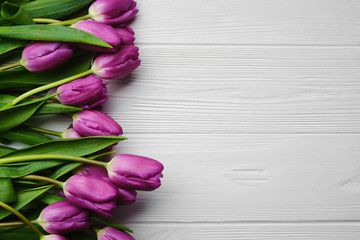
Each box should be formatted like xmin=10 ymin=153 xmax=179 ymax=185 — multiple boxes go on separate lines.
xmin=0 ymin=0 xmax=164 ymax=239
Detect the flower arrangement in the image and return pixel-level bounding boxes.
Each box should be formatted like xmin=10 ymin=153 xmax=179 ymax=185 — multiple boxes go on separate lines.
xmin=0 ymin=0 xmax=163 ymax=239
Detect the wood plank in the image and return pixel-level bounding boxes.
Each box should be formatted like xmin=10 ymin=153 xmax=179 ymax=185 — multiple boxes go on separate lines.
xmin=134 ymin=0 xmax=360 ymax=45
xmin=101 ymin=45 xmax=360 ymax=134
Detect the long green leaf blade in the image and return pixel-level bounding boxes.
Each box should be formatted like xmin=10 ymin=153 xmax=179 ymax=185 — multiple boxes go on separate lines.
xmin=1 ymin=3 xmax=34 ymax=25
xmin=0 ymin=129 xmax=52 ymax=145
xmin=0 ymin=146 xmax=16 ymax=157
xmin=0 ymin=160 xmax=64 ymax=178
xmin=0 ymin=39 xmax=27 ymax=55
xmin=0 ymin=178 xmax=16 ymax=203
xmin=0 ymin=25 xmax=111 ymax=47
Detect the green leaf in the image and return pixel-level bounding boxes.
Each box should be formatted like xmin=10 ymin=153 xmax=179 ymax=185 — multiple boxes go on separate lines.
xmin=0 ymin=25 xmax=111 ymax=47
xmin=0 ymin=146 xmax=16 ymax=157
xmin=0 ymin=94 xmax=57 ymax=132
xmin=0 ymin=38 xmax=27 ymax=55
xmin=0 ymin=160 xmax=64 ymax=178
xmin=0 ymin=226 xmax=38 ymax=240
xmin=48 ymin=162 xmax=81 ymax=179
xmin=23 ymin=0 xmax=93 ymax=19
xmin=7 ymin=0 xmax=31 ymax=4
xmin=1 ymin=3 xmax=34 ymax=25
xmin=37 ymin=192 xmax=65 ymax=204
xmin=0 ymin=53 xmax=92 ymax=90
xmin=0 ymin=94 xmax=82 ymax=114
xmin=0 ymin=185 xmax=52 ymax=220
xmin=0 ymin=129 xmax=52 ymax=145
xmin=2 ymin=136 xmax=126 ymax=158
xmin=0 ymin=177 xmax=16 ymax=202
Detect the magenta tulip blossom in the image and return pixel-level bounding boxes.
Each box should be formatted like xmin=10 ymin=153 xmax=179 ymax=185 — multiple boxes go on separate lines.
xmin=62 ymin=128 xmax=83 ymax=139
xmin=92 ymin=45 xmax=140 ymax=80
xmin=52 ymin=75 xmax=108 ymax=109
xmin=63 ymin=175 xmax=118 ymax=218
xmin=38 ymin=200 xmax=91 ymax=234
xmin=72 ymin=20 xmax=121 ymax=52
xmin=72 ymin=110 xmax=123 ymax=136
xmin=108 ymin=154 xmax=164 ymax=191
xmin=41 ymin=235 xmax=68 ymax=240
xmin=21 ymin=42 xmax=73 ymax=72
xmin=89 ymin=0 xmax=138 ymax=25
xmin=97 ymin=227 xmax=135 ymax=240
xmin=114 ymin=25 xmax=135 ymax=45
xmin=117 ymin=188 xmax=137 ymax=205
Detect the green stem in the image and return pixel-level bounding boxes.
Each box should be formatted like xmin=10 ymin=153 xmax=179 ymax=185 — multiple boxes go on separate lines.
xmin=0 ymin=154 xmax=108 ymax=167
xmin=0 ymin=221 xmax=26 ymax=227
xmin=0 ymin=61 xmax=21 ymax=71
xmin=33 ymin=18 xmax=61 ymax=24
xmin=27 ymin=126 xmax=63 ymax=137
xmin=20 ymin=175 xmax=64 ymax=187
xmin=50 ymin=14 xmax=91 ymax=26
xmin=0 ymin=201 xmax=43 ymax=238
xmin=1 ymin=69 xmax=93 ymax=109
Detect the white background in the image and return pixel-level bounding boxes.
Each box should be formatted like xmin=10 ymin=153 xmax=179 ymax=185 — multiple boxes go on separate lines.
xmin=59 ymin=0 xmax=360 ymax=239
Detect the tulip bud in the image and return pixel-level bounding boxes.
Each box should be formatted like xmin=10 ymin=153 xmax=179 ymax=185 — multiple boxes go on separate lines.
xmin=97 ymin=227 xmax=135 ymax=240
xmin=108 ymin=154 xmax=164 ymax=191
xmin=38 ymin=200 xmax=91 ymax=234
xmin=76 ymin=165 xmax=137 ymax=205
xmin=114 ymin=25 xmax=135 ymax=45
xmin=92 ymin=45 xmax=140 ymax=80
xmin=72 ymin=110 xmax=123 ymax=136
xmin=62 ymin=128 xmax=83 ymax=138
xmin=52 ymin=75 xmax=108 ymax=109
xmin=63 ymin=174 xmax=118 ymax=218
xmin=41 ymin=235 xmax=68 ymax=240
xmin=72 ymin=20 xmax=121 ymax=53
xmin=89 ymin=0 xmax=138 ymax=25
xmin=21 ymin=42 xmax=73 ymax=72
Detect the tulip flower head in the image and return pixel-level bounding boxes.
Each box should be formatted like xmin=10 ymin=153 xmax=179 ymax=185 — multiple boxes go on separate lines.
xmin=92 ymin=45 xmax=140 ymax=80
xmin=114 ymin=25 xmax=135 ymax=45
xmin=117 ymin=188 xmax=137 ymax=205
xmin=21 ymin=42 xmax=73 ymax=72
xmin=108 ymin=154 xmax=164 ymax=191
xmin=53 ymin=75 xmax=108 ymax=109
xmin=97 ymin=227 xmax=135 ymax=240
xmin=89 ymin=0 xmax=138 ymax=25
xmin=72 ymin=110 xmax=123 ymax=136
xmin=62 ymin=128 xmax=83 ymax=138
xmin=72 ymin=20 xmax=121 ymax=52
xmin=41 ymin=234 xmax=68 ymax=240
xmin=63 ymin=174 xmax=118 ymax=218
xmin=38 ymin=200 xmax=91 ymax=234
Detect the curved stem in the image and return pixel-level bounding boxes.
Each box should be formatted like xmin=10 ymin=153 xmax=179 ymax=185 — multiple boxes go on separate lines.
xmin=1 ymin=69 xmax=93 ymax=109
xmin=20 ymin=175 xmax=64 ymax=187
xmin=0 ymin=221 xmax=26 ymax=227
xmin=0 ymin=61 xmax=21 ymax=71
xmin=33 ymin=18 xmax=61 ymax=24
xmin=0 ymin=154 xmax=108 ymax=167
xmin=27 ymin=126 xmax=63 ymax=137
xmin=0 ymin=201 xmax=43 ymax=238
xmin=50 ymin=14 xmax=91 ymax=26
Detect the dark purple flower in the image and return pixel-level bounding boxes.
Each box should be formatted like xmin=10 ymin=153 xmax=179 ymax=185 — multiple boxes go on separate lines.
xmin=92 ymin=45 xmax=140 ymax=80
xmin=63 ymin=175 xmax=118 ymax=218
xmin=108 ymin=154 xmax=164 ymax=191
xmin=52 ymin=75 xmax=108 ymax=109
xmin=38 ymin=200 xmax=91 ymax=234
xmin=89 ymin=0 xmax=138 ymax=25
xmin=117 ymin=188 xmax=137 ymax=205
xmin=71 ymin=20 xmax=120 ymax=53
xmin=97 ymin=227 xmax=135 ymax=240
xmin=21 ymin=42 xmax=73 ymax=72
xmin=72 ymin=110 xmax=123 ymax=136
xmin=114 ymin=25 xmax=135 ymax=45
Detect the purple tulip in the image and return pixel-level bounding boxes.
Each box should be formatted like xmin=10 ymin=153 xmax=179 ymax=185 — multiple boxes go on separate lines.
xmin=63 ymin=175 xmax=118 ymax=218
xmin=21 ymin=42 xmax=73 ymax=72
xmin=62 ymin=128 xmax=83 ymax=138
xmin=72 ymin=110 xmax=123 ymax=136
xmin=38 ymin=200 xmax=91 ymax=234
xmin=52 ymin=75 xmax=108 ymax=109
xmin=92 ymin=45 xmax=140 ymax=80
xmin=72 ymin=20 xmax=120 ymax=53
xmin=97 ymin=227 xmax=135 ymax=240
xmin=76 ymin=165 xmax=137 ymax=205
xmin=42 ymin=235 xmax=68 ymax=240
xmin=89 ymin=0 xmax=138 ymax=25
xmin=114 ymin=25 xmax=135 ymax=45
xmin=108 ymin=154 xmax=164 ymax=191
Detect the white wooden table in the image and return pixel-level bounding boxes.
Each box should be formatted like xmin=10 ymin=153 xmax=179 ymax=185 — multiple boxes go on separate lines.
xmin=61 ymin=0 xmax=360 ymax=239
